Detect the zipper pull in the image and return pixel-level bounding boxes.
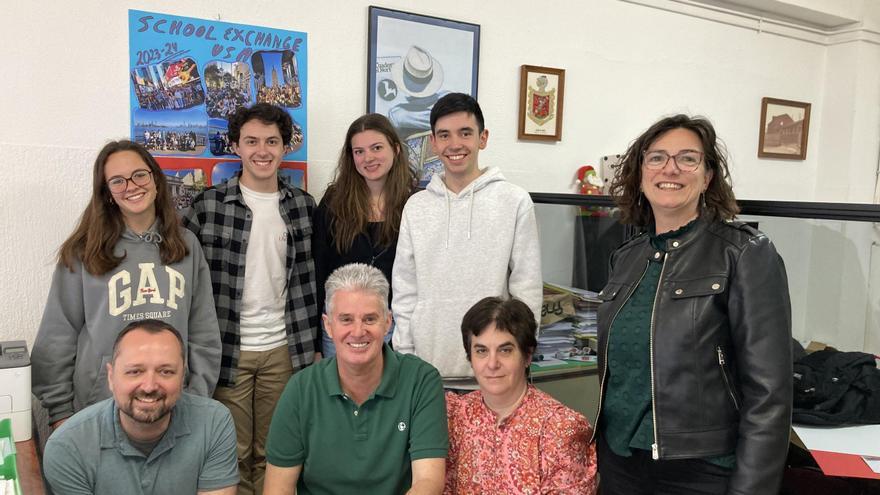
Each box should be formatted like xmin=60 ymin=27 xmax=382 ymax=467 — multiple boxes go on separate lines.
xmin=717 ymin=346 xmax=725 ymax=365
xmin=652 ymin=443 xmax=659 ymax=460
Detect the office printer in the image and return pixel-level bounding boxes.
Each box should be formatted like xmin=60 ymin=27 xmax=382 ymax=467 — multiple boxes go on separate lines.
xmin=0 ymin=342 xmax=30 ymax=441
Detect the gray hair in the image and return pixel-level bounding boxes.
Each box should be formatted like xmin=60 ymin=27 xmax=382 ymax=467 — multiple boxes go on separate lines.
xmin=325 ymin=263 xmax=390 ymax=316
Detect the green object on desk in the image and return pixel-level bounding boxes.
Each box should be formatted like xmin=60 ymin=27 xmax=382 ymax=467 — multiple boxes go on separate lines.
xmin=0 ymin=419 xmax=22 ymax=495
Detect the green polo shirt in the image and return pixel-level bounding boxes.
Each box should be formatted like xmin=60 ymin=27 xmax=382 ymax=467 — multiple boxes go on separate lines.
xmin=266 ymin=344 xmax=448 ymax=494
xmin=43 ymin=393 xmax=239 ymax=495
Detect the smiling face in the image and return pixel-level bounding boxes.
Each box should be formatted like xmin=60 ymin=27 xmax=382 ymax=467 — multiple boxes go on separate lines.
xmin=430 ymin=111 xmax=488 ymax=187
xmin=470 ymin=323 xmax=530 ymax=404
xmin=107 ymin=328 xmax=183 ymax=435
xmin=104 ymin=150 xmax=157 ymax=228
xmin=324 ymin=289 xmax=390 ymax=370
xmin=232 ymin=118 xmax=285 ymax=192
xmin=640 ymin=128 xmax=713 ymax=231
xmin=351 ymin=129 xmax=397 ymax=187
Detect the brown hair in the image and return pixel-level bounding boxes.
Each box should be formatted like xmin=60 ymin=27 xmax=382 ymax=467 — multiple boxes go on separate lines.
xmin=609 ymin=114 xmax=739 ymax=226
xmin=460 ymin=297 xmax=537 ymax=364
xmin=59 ymin=140 xmax=188 ymax=275
xmin=325 ymin=113 xmax=415 ymax=252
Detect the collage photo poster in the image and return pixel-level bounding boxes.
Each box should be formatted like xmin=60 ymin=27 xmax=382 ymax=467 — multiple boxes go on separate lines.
xmin=128 ymin=9 xmax=308 ymax=210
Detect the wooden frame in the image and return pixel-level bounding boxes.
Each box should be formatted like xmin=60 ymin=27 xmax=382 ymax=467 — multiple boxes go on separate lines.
xmin=758 ymin=97 xmax=811 ymax=160
xmin=518 ymin=65 xmax=565 ymax=141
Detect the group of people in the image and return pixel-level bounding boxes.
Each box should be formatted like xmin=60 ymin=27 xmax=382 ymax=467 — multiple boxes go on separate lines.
xmin=207 ymin=87 xmax=252 ymax=120
xmin=31 ymin=93 xmax=792 ymax=495
xmin=256 ymin=83 xmax=301 ymax=108
xmin=143 ymin=129 xmax=200 ymax=153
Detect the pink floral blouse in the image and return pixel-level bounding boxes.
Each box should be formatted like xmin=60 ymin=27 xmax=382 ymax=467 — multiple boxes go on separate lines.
xmin=444 ymin=385 xmax=598 ymax=494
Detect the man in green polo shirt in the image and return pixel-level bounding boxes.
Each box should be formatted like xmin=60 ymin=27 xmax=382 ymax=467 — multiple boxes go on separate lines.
xmin=264 ymin=263 xmax=447 ymax=494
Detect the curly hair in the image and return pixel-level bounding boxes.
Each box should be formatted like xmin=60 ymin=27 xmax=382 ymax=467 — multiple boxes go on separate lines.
xmin=609 ymin=114 xmax=739 ymax=226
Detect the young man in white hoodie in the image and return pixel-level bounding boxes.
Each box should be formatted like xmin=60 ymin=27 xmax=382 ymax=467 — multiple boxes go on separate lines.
xmin=392 ymin=92 xmax=543 ymax=388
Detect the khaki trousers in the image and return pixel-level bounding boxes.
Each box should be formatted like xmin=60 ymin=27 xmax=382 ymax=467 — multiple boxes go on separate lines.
xmin=214 ymin=344 xmax=293 ymax=495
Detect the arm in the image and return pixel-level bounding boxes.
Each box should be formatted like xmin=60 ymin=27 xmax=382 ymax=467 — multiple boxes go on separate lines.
xmin=43 ymin=437 xmax=94 ymax=495
xmin=263 ymin=464 xmax=301 ymax=495
xmin=199 ymin=487 xmax=237 ymax=495
xmin=185 ymin=238 xmax=222 ymax=396
xmin=311 ymin=201 xmax=332 ymax=354
xmin=508 ymin=201 xmax=543 ymax=327
xmin=540 ymin=408 xmax=598 ymax=495
xmin=407 ymin=458 xmax=445 ymax=495
xmin=391 ymin=206 xmax=417 ymax=354
xmin=726 ymin=235 xmax=792 ymax=495
xmin=31 ymin=263 xmax=85 ymax=423
xmin=197 ymin=404 xmax=239 ymax=493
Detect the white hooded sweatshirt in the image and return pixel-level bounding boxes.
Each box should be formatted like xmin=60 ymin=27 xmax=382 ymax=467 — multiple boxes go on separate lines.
xmin=392 ymin=166 xmax=543 ymax=381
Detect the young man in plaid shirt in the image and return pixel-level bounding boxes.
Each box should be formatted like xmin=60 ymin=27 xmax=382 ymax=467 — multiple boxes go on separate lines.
xmin=183 ymin=103 xmax=319 ymax=495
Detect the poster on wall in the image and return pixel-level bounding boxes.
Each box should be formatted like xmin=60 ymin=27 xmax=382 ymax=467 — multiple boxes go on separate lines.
xmin=367 ymin=6 xmax=480 ymax=185
xmin=128 ymin=10 xmax=308 ymax=209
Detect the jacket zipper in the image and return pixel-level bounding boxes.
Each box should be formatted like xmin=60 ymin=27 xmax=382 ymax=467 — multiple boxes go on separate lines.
xmin=649 ymin=252 xmax=669 ymax=460
xmin=717 ymin=346 xmax=741 ymax=411
xmin=590 ymin=261 xmax=650 ymax=443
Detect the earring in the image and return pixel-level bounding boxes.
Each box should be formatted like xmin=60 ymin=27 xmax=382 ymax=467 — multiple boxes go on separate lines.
xmin=701 ymin=192 xmax=707 ymax=209
xmin=637 ymin=192 xmax=643 ymax=208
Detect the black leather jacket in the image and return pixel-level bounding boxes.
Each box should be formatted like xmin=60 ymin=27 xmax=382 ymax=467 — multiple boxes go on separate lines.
xmin=595 ymin=218 xmax=792 ymax=495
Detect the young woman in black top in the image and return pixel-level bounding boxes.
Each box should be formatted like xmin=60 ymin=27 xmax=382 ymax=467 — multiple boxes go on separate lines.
xmin=313 ymin=113 xmax=416 ymax=357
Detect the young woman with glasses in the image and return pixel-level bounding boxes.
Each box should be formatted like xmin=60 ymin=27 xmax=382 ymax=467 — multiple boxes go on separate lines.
xmin=594 ymin=115 xmax=792 ymax=494
xmin=32 ymin=140 xmax=221 ymax=431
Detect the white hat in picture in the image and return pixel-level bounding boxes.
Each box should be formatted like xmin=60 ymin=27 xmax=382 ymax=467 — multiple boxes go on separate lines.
xmin=391 ymin=46 xmax=444 ymax=98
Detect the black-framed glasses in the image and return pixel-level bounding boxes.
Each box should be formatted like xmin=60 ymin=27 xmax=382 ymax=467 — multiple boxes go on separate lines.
xmin=107 ymin=169 xmax=153 ymax=193
xmin=642 ymin=150 xmax=704 ymax=172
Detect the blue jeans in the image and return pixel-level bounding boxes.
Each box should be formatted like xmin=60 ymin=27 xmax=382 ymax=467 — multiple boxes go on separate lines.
xmin=321 ymin=318 xmax=395 ymax=358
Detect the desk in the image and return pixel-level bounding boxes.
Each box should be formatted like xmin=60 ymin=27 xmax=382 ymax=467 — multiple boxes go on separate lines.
xmin=531 ymin=361 xmax=599 ymax=423
xmin=15 ymin=439 xmax=44 ymax=495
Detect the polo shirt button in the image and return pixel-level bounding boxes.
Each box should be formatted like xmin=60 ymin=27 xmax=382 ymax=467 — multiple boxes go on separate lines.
xmin=674 ymin=288 xmax=683 ymax=295
xmin=354 ymin=410 xmax=358 ymax=416
xmin=712 ymin=283 xmax=720 ymax=290
xmin=654 ymin=252 xmax=661 ymax=259
xmin=672 ymin=241 xmax=680 ymax=248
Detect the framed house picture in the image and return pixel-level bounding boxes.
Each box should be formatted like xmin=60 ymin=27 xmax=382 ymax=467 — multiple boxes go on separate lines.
xmin=518 ymin=65 xmax=565 ymax=141
xmin=367 ymin=6 xmax=480 ymax=185
xmin=758 ymin=97 xmax=811 ymax=160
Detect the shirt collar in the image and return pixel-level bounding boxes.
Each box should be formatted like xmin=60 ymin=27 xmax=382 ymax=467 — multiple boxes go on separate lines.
xmin=100 ymin=395 xmax=191 ymax=457
xmin=223 ymin=172 xmax=295 ymax=204
xmin=325 ymin=344 xmax=400 ymax=399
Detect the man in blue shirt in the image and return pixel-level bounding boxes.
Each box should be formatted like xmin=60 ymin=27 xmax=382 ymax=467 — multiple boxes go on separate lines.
xmin=43 ymin=319 xmax=239 ymax=495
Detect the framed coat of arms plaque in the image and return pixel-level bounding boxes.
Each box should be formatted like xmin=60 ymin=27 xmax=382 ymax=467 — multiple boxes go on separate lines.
xmin=517 ymin=65 xmax=565 ymax=141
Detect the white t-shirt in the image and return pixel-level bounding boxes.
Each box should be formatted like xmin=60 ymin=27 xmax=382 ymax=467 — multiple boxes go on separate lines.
xmin=239 ymin=184 xmax=289 ymax=351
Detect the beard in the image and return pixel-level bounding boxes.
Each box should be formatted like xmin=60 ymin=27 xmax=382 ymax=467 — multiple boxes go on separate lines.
xmin=118 ymin=391 xmax=172 ymax=424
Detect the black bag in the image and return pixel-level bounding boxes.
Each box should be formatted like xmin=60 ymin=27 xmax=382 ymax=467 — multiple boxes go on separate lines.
xmin=792 ymin=349 xmax=880 ymax=426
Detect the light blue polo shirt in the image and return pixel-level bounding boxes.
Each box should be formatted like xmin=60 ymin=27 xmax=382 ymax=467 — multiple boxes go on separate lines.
xmin=266 ymin=344 xmax=448 ymax=494
xmin=43 ymin=393 xmax=239 ymax=495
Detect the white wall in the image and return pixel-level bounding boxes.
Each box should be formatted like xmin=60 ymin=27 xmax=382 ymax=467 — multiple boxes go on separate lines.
xmin=2 ymin=0 xmax=879 ymax=351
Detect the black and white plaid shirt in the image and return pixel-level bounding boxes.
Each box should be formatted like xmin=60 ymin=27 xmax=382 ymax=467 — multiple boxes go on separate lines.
xmin=183 ymin=174 xmax=319 ymax=387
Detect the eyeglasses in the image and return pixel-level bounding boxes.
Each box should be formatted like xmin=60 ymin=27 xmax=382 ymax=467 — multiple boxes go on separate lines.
xmin=107 ymin=169 xmax=153 ymax=193
xmin=642 ymin=150 xmax=704 ymax=172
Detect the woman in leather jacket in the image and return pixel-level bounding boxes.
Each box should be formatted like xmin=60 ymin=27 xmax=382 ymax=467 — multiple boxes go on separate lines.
xmin=594 ymin=115 xmax=792 ymax=494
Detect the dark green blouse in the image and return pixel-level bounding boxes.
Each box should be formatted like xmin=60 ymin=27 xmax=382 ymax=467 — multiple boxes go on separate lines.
xmin=601 ymin=220 xmax=735 ymax=468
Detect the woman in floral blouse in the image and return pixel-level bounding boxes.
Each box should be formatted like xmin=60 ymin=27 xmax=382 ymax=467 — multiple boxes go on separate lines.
xmin=445 ymin=297 xmax=597 ymax=494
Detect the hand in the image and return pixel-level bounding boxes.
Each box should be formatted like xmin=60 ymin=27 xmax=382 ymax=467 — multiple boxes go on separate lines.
xmin=314 ymin=352 xmax=323 ymax=363
xmin=50 ymin=418 xmax=68 ymax=431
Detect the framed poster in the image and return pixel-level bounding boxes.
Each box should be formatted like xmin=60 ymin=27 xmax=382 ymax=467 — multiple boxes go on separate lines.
xmin=367 ymin=6 xmax=480 ymax=185
xmin=129 ymin=10 xmax=309 ymax=207
xmin=758 ymin=97 xmax=811 ymax=160
xmin=518 ymin=65 xmax=565 ymax=141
